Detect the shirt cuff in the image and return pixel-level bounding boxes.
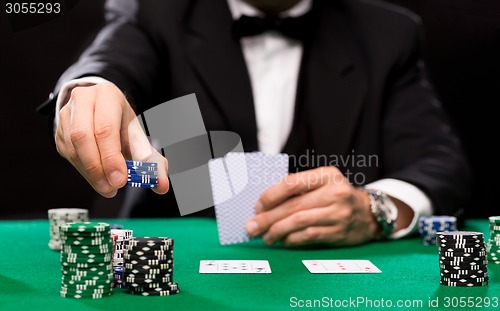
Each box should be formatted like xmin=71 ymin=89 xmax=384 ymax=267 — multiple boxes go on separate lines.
xmin=54 ymin=77 xmax=110 ymax=130
xmin=364 ymin=178 xmax=433 ymax=239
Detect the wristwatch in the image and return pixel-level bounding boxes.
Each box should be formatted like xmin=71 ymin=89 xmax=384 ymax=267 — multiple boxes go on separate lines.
xmin=361 ymin=188 xmax=398 ymax=240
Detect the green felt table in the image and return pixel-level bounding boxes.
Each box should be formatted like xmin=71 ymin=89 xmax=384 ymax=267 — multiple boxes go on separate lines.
xmin=0 ymin=218 xmax=498 ymax=311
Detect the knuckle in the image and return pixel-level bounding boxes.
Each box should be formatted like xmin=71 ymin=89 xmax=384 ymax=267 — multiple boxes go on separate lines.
xmin=293 ymin=212 xmax=310 ymax=227
xmin=334 ymin=183 xmax=352 ymax=198
xmin=100 ymin=152 xmax=120 ymax=168
xmin=59 ymin=103 xmax=70 ymax=116
xmin=54 ymin=140 xmax=65 ymax=157
xmin=303 ymin=227 xmax=319 ymax=240
xmin=338 ymin=206 xmax=354 ymax=220
xmin=97 ymin=82 xmax=123 ymax=99
xmin=325 ymin=166 xmax=340 ymax=175
xmin=255 ymin=214 xmax=269 ymax=229
xmin=97 ymin=82 xmax=115 ymax=92
xmin=283 ymin=174 xmax=300 ymax=192
xmin=83 ymin=161 xmax=102 ymax=176
xmin=267 ymin=223 xmax=282 ymax=237
xmin=69 ymin=86 xmax=86 ymax=103
xmin=266 ymin=225 xmax=276 ymax=237
xmin=286 ymin=196 xmax=301 ymax=211
xmin=67 ymin=149 xmax=79 ymax=163
xmin=69 ymin=128 xmax=90 ymax=145
xmin=259 ymin=191 xmax=272 ymax=205
xmin=284 ymin=236 xmax=300 ymax=247
xmin=94 ymin=124 xmax=114 ymax=140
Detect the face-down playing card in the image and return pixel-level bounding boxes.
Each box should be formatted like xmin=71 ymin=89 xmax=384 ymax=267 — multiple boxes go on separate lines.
xmin=209 ymin=152 xmax=289 ymax=245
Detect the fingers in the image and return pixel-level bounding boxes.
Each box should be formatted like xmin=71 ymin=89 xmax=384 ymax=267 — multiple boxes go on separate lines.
xmin=55 ymin=82 xmax=170 ymax=198
xmin=257 ymin=167 xmax=345 ymax=213
xmin=55 ymin=102 xmax=71 ymax=159
xmin=247 ymin=183 xmax=345 ymax=237
xmin=261 ymin=207 xmax=337 ymax=245
xmin=152 ymin=156 xmax=169 ymax=195
xmin=244 ymin=170 xmax=379 ymax=247
xmin=257 ymin=187 xmax=377 ymax=247
xmin=68 ymin=86 xmax=118 ymax=197
xmin=124 ymin=110 xmax=170 ymax=194
xmin=94 ymin=84 xmax=127 ymax=189
xmin=282 ymin=226 xmax=343 ymax=248
xmin=141 ymin=149 xmax=170 ymax=195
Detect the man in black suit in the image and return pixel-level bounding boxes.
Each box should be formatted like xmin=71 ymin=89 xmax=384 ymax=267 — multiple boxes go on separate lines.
xmin=38 ymin=0 xmax=470 ymax=247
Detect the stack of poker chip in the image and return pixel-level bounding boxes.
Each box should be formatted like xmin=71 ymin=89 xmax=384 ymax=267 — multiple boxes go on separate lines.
xmin=123 ymin=237 xmax=179 ymax=296
xmin=418 ymin=216 xmax=457 ymax=245
xmin=59 ymin=222 xmax=114 ymax=298
xmin=437 ymin=231 xmax=488 ymax=287
xmin=111 ymin=229 xmax=134 ymax=288
xmin=127 ymin=160 xmax=158 ymax=188
xmin=486 ymin=216 xmax=500 ymax=264
xmin=48 ymin=208 xmax=89 ymax=251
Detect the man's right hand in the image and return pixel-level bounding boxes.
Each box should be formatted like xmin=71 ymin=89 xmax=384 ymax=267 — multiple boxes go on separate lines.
xmin=55 ymin=82 xmax=169 ymax=198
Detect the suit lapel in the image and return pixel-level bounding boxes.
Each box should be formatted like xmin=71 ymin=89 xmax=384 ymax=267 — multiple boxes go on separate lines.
xmin=294 ymin=1 xmax=367 ymax=157
xmin=184 ymin=0 xmax=258 ymax=151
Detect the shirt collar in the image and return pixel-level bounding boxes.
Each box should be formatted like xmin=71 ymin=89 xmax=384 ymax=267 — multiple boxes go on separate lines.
xmin=227 ymin=0 xmax=312 ymax=19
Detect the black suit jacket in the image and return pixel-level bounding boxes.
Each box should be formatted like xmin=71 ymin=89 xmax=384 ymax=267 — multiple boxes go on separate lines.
xmin=38 ymin=0 xmax=470 ymax=219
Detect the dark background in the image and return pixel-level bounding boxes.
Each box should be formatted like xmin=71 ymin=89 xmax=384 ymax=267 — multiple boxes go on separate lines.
xmin=1 ymin=0 xmax=498 ymax=220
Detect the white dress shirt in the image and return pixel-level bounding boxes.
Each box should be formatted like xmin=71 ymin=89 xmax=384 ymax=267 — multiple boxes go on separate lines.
xmin=55 ymin=0 xmax=433 ymax=238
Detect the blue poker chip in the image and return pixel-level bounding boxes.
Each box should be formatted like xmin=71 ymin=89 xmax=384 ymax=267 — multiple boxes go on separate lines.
xmin=126 ymin=182 xmax=158 ymax=189
xmin=419 ymin=216 xmax=458 ymax=245
xmin=127 ymin=167 xmax=158 ymax=176
xmin=126 ymin=162 xmax=158 ymax=172
xmin=127 ymin=169 xmax=158 ymax=178
xmin=127 ymin=174 xmax=159 ymax=183
xmin=126 ymin=160 xmax=157 ymax=167
xmin=127 ymin=165 xmax=158 ymax=171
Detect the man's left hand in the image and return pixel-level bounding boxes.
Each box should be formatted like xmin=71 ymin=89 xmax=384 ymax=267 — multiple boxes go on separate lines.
xmin=245 ymin=166 xmax=380 ymax=248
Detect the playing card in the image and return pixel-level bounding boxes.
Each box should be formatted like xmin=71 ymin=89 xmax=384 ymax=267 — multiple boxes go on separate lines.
xmin=199 ymin=260 xmax=272 ymax=273
xmin=302 ymin=260 xmax=382 ymax=273
xmin=209 ymin=152 xmax=288 ymax=245
xmin=208 ymin=152 xmax=248 ymax=205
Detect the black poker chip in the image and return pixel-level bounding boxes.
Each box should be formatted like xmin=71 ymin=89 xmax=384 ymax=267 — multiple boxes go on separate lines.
xmin=126 ymin=289 xmax=180 ymax=296
xmin=440 ymin=268 xmax=487 ymax=275
xmin=124 ymin=272 xmax=174 ymax=282
xmin=127 ymin=281 xmax=177 ymax=290
xmin=437 ymin=231 xmax=488 ymax=287
xmin=127 ymin=281 xmax=178 ymax=292
xmin=439 ymin=247 xmax=486 ymax=254
xmin=125 ymin=237 xmax=174 ymax=247
xmin=440 ymin=276 xmax=489 ymax=283
xmin=124 ymin=262 xmax=173 ymax=274
xmin=123 ymin=236 xmax=179 ymax=296
xmin=439 ymin=281 xmax=489 ymax=287
xmin=125 ymin=259 xmax=173 ymax=266
xmin=440 ymin=271 xmax=489 ymax=278
xmin=125 ymin=276 xmax=173 ymax=285
xmin=123 ymin=248 xmax=173 ymax=256
xmin=123 ymin=253 xmax=173 ymax=261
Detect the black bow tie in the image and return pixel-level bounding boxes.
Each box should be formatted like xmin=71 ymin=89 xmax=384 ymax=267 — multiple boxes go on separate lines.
xmin=232 ymin=12 xmax=314 ymax=41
